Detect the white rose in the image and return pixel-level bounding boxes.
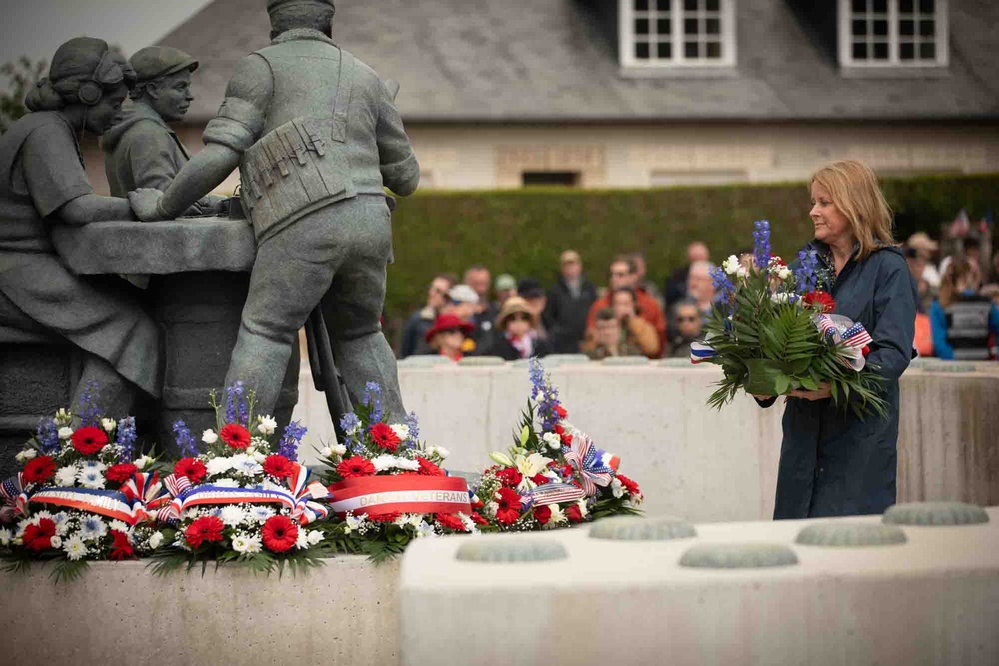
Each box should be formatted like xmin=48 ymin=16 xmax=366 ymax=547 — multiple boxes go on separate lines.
xmin=256 ymin=415 xmax=277 ymax=436
xmin=318 ymin=446 xmax=334 ymax=459
xmin=101 ymin=418 xmax=117 ymax=433
xmin=202 ymin=429 xmax=219 ymax=444
xmin=431 ymin=446 xmax=450 ymax=459
xmin=15 ymin=449 xmax=36 ymax=463
xmin=722 ymin=255 xmax=741 ymax=275
xmin=148 ymin=531 xmax=164 ymax=549
xmin=332 ymin=444 xmax=348 ymax=456
xmin=58 ymin=427 xmax=74 ymax=440
xmin=778 ymin=266 xmax=792 ymax=280
xmin=611 ymin=478 xmax=625 ymax=499
xmin=390 ymin=424 xmax=410 ymax=442
xmin=49 ymin=536 xmax=62 ymax=549
xmin=307 ymin=530 xmax=323 ymax=546
xmin=542 ymin=432 xmax=562 ymax=450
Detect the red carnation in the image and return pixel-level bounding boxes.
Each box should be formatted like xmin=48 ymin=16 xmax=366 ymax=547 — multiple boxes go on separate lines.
xmin=263 ymin=454 xmax=295 ymax=480
xmin=533 ymin=505 xmax=552 ymax=525
xmin=108 ymin=530 xmax=135 ymax=560
xmin=369 ymin=423 xmax=401 ymax=452
xmin=435 ymin=513 xmax=464 ymax=531
xmin=417 ymin=457 xmax=444 ymax=477
xmin=495 ymin=487 xmax=523 ymax=525
xmin=554 ymin=405 xmax=568 ymax=419
xmin=174 ymin=457 xmax=207 ymax=484
xmin=22 ymin=518 xmax=56 ymax=552
xmin=803 ymin=290 xmax=836 ymax=314
xmin=106 ymin=463 xmax=138 ymax=485
xmin=185 ymin=515 xmax=224 ymax=548
xmin=531 ymin=473 xmax=551 ymax=486
xmin=368 ymin=512 xmax=401 ymax=524
xmin=553 ymin=424 xmax=565 ymax=436
xmin=565 ymin=504 xmax=584 ymax=523
xmin=262 ymin=514 xmax=299 ymax=553
xmin=220 ymin=423 xmax=251 ymax=450
xmin=496 ymin=467 xmax=522 ymax=488
xmin=469 ymin=512 xmax=488 ymax=525
xmin=71 ymin=426 xmax=108 ymax=455
xmin=22 ymin=455 xmax=56 ymax=484
xmin=862 ymin=345 xmax=871 ymax=357
xmin=337 ymin=456 xmax=375 ymax=479
xmin=617 ymin=474 xmax=641 ymax=497
xmin=560 ymin=432 xmax=573 ymax=446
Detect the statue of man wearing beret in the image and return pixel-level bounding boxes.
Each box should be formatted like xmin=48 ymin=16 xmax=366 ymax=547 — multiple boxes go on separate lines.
xmin=102 ymin=46 xmax=225 ymax=216
xmin=130 ymin=0 xmax=420 ymax=420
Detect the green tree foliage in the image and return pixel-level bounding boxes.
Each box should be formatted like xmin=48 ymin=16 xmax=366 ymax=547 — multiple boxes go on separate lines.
xmin=0 ymin=56 xmax=47 ymax=134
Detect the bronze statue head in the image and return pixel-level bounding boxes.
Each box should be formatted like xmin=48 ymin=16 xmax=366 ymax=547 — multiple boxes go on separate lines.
xmin=267 ymin=0 xmax=335 ymax=40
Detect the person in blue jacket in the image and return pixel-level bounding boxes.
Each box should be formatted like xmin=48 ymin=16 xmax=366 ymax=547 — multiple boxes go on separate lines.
xmin=756 ymin=160 xmax=917 ymax=519
xmin=929 ymin=255 xmax=999 ymax=360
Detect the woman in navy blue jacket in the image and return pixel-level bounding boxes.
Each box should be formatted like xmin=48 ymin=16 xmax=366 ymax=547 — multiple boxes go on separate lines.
xmin=757 ymin=161 xmax=918 ymax=519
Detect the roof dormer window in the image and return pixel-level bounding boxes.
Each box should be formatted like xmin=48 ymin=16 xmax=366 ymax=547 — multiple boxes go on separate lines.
xmin=620 ymin=0 xmax=736 ymax=69
xmin=839 ymin=0 xmax=949 ymax=68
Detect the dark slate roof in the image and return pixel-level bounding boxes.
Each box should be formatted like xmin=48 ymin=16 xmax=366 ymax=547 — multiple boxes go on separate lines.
xmin=159 ymin=0 xmax=999 ymax=123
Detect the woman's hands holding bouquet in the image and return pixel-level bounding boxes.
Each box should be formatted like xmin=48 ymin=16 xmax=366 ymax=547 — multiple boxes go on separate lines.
xmin=753 ymin=382 xmax=832 ymax=402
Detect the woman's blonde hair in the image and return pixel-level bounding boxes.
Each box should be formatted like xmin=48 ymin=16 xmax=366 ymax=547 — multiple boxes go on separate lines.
xmin=938 ymin=255 xmax=980 ymax=307
xmin=810 ymin=160 xmax=895 ymax=260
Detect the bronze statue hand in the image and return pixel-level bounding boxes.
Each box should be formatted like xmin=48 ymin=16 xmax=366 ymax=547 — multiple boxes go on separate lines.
xmin=128 ymin=188 xmax=166 ymax=222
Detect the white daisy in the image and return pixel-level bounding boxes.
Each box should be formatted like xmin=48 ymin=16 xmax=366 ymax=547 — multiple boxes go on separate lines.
xmin=63 ymin=534 xmax=87 ymax=560
xmin=33 ymin=510 xmax=53 ymax=521
xmin=295 ymin=529 xmax=309 ymax=549
xmin=390 ymin=424 xmax=410 ymax=442
xmin=79 ymin=516 xmax=107 ymax=542
xmin=219 ymin=505 xmax=247 ymax=527
xmin=148 ymin=531 xmax=164 ymax=549
xmin=256 ymin=415 xmax=278 ymax=436
xmin=78 ymin=467 xmax=106 ymax=489
xmin=232 ymin=455 xmax=262 ymax=477
xmin=51 ymin=512 xmax=71 ymax=536
xmin=210 ymin=478 xmax=240 ymax=488
xmin=109 ymin=520 xmax=130 ymax=534
xmin=249 ymin=506 xmax=276 ymax=523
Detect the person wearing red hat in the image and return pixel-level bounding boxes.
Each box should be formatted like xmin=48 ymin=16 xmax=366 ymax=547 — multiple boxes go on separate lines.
xmin=424 ymin=313 xmax=474 ymax=362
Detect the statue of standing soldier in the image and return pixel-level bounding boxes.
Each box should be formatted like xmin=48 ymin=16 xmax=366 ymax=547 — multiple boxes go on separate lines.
xmin=130 ymin=0 xmax=420 ymax=421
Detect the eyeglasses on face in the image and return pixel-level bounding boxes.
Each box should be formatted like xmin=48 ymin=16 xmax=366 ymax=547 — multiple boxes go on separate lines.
xmin=610 ymin=271 xmax=630 ymax=278
xmin=677 ymin=316 xmax=700 ymax=323
xmin=508 ymin=312 xmax=532 ymax=322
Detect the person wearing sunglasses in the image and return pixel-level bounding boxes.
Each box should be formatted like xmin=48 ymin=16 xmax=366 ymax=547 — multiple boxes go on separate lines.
xmin=668 ymin=298 xmax=704 ymax=358
xmin=482 ymin=296 xmax=552 ymax=361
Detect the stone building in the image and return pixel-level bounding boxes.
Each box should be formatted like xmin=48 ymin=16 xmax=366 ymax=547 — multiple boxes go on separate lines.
xmin=83 ymin=0 xmax=999 ymax=192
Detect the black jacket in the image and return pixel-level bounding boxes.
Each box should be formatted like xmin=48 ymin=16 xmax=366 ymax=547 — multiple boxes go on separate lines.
xmin=543 ymin=275 xmax=597 ymax=354
xmin=483 ymin=334 xmax=552 ymax=361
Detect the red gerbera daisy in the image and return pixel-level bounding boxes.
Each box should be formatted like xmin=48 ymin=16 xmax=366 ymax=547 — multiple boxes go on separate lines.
xmin=469 ymin=512 xmax=488 ymax=525
xmin=263 ymin=454 xmax=295 ymax=480
xmin=22 ymin=455 xmax=56 ymax=484
xmin=417 ymin=457 xmax=444 ymax=477
xmin=533 ymin=505 xmax=552 ymax=525
xmin=219 ymin=423 xmax=251 ymax=450
xmin=368 ymin=512 xmax=401 ymax=524
xmin=185 ymin=515 xmax=224 ymax=548
xmin=108 ymin=530 xmax=135 ymax=560
xmin=495 ymin=467 xmax=522 ymax=488
xmin=369 ymin=423 xmax=401 ymax=452
xmin=803 ymin=290 xmax=836 ymax=314
xmin=174 ymin=457 xmax=207 ymax=484
xmin=71 ymin=426 xmax=108 ymax=455
xmin=23 ymin=518 xmax=56 ymax=552
xmin=495 ymin=487 xmax=522 ymax=525
xmin=106 ymin=463 xmax=138 ymax=485
xmin=337 ymin=456 xmax=376 ymax=479
xmin=262 ymin=514 xmax=299 ymax=552
xmin=435 ymin=513 xmax=464 ymax=531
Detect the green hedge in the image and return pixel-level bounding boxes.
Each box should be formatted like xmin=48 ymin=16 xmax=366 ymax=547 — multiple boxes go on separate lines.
xmin=385 ymin=173 xmax=998 ymax=320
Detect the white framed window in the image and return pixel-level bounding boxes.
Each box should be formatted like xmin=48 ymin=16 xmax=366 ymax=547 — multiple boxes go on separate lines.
xmin=839 ymin=0 xmax=949 ymax=68
xmin=620 ymin=0 xmax=737 ymax=69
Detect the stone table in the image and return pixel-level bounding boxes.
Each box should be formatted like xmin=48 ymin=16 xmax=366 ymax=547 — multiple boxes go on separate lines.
xmin=52 ymin=218 xmax=299 ymax=450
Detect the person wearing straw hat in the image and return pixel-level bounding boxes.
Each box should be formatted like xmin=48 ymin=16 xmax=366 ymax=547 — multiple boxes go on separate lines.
xmin=424 ymin=313 xmax=474 ymax=362
xmin=483 ymin=296 xmax=552 ymax=361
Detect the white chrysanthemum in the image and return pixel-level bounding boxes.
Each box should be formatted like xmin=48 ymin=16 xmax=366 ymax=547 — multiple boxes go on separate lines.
xmin=415 ymin=521 xmax=436 ymax=539
xmin=148 ymin=531 xmax=164 ymax=549
xmin=206 ymin=456 xmax=233 ymax=476
xmin=458 ymin=513 xmax=477 ymax=533
xmin=427 ymin=445 xmax=450 ymax=459
xmin=251 ymin=452 xmax=267 ymax=464
xmin=202 ymin=429 xmax=219 ymax=444
xmin=722 ymin=255 xmax=741 ymax=275
xmin=82 ymin=459 xmax=107 ymax=473
xmin=78 ymin=467 xmax=106 ymax=489
xmin=220 ymin=505 xmax=247 ymax=527
xmin=371 ymin=455 xmax=419 ymax=472
xmin=249 ymin=506 xmax=276 ymax=523
xmin=545 ymin=505 xmax=568 ymax=528
xmin=79 ymin=516 xmax=108 ymax=542
xmin=53 ymin=513 xmax=72 ymax=535
xmin=54 ymin=465 xmax=77 ymax=486
xmin=58 ymin=426 xmax=74 ymax=440
xmin=295 ymin=528 xmax=309 ymax=549
xmin=541 ymin=432 xmax=562 ymax=450
xmin=232 ymin=533 xmax=262 ymax=554
xmin=306 ymin=530 xmax=323 ymax=546
xmin=260 ymin=479 xmax=285 ymax=493
xmin=0 ymin=528 xmax=12 ymax=546
xmin=133 ymin=454 xmax=154 ymax=471
xmin=211 ymin=477 xmax=240 ymax=488
xmin=63 ymin=534 xmax=87 ymax=560
xmin=390 ymin=424 xmax=410 ymax=442
xmin=14 ymin=448 xmax=36 ymax=463
xmin=611 ymin=478 xmax=625 ymax=499
xmin=101 ymin=418 xmax=117 ymax=433
xmin=109 ymin=520 xmax=130 ymax=534
xmin=256 ymin=415 xmax=278 ymax=436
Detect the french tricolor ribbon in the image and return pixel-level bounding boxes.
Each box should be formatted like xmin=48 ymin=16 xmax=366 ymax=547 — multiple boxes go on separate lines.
xmin=287 ymin=463 xmax=331 ymax=525
xmin=156 ymin=474 xmax=191 ymax=524
xmin=563 ymin=432 xmax=616 ymax=497
xmin=526 ymin=482 xmax=585 ymax=507
xmin=328 ymin=475 xmax=471 ymax=518
xmin=27 ymin=486 xmax=141 ymax=525
xmin=690 ymin=340 xmax=717 ymax=364
xmin=813 ymin=314 xmax=873 ymax=371
xmin=120 ymin=472 xmax=171 ymax=524
xmin=1 ymin=473 xmax=25 ymax=523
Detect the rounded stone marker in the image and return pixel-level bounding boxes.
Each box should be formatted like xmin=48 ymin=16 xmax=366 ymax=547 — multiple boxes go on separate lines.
xmin=922 ymin=363 xmax=978 ymax=373
xmin=795 ymin=522 xmax=907 ymax=547
xmin=601 ymin=356 xmax=650 ymax=366
xmin=456 ymin=539 xmax=568 ymax=563
xmin=883 ymin=502 xmax=990 ymax=526
xmin=589 ymin=515 xmax=697 ymax=541
xmin=679 ymin=543 xmax=799 ymax=569
xmin=398 ymin=355 xmax=453 ymax=367
xmin=457 ymin=356 xmax=506 ymax=367
xmin=544 ymin=354 xmax=591 ymax=366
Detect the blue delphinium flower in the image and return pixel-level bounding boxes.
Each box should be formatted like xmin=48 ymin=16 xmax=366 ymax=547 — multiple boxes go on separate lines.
xmin=35 ymin=417 xmax=60 ymax=454
xmin=403 ymin=411 xmax=420 ymax=447
xmin=528 ymin=358 xmax=545 ymax=401
xmin=115 ymin=416 xmax=137 ymax=461
xmin=795 ymin=249 xmax=819 ymax=294
xmin=339 ymin=412 xmax=362 ymax=451
xmin=77 ymin=380 xmax=102 ymax=427
xmin=172 ymin=420 xmax=199 ymax=458
xmin=362 ymin=382 xmax=383 ymax=423
xmin=710 ymin=265 xmax=736 ymax=305
xmin=277 ymin=420 xmax=307 ymax=461
xmin=752 ymin=220 xmax=771 ymax=272
xmin=528 ymin=358 xmax=562 ymax=431
xmin=224 ymin=381 xmax=248 ymax=425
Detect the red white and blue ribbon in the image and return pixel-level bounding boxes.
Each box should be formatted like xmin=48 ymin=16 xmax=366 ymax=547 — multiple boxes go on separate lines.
xmin=813 ymin=314 xmax=872 ymax=371
xmin=690 ymin=340 xmax=717 ymax=364
xmin=563 ymin=433 xmax=617 ymax=497
xmin=120 ymin=472 xmax=172 ymax=524
xmin=328 ymin=475 xmax=471 ymax=518
xmin=27 ymin=487 xmax=145 ymax=525
xmin=525 ymin=482 xmax=585 ymax=507
xmin=0 ymin=473 xmax=25 ymax=523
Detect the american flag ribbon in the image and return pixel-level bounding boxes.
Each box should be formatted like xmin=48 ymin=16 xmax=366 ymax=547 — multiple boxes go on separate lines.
xmin=689 ymin=340 xmax=718 ymax=364
xmin=1 ymin=473 xmax=24 ymax=523
xmin=813 ymin=314 xmax=872 ymax=371
xmin=527 ymin=482 xmax=585 ymax=507
xmin=563 ymin=432 xmax=616 ymax=497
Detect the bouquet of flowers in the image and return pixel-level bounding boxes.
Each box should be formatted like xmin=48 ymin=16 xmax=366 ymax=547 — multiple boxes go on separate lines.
xmin=0 ymin=383 xmax=165 ymax=582
xmin=318 ymin=382 xmax=476 ymax=563
xmin=469 ymin=359 xmax=643 ymax=531
xmin=692 ymin=220 xmax=887 ymax=417
xmin=150 ymin=383 xmax=331 ymax=575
